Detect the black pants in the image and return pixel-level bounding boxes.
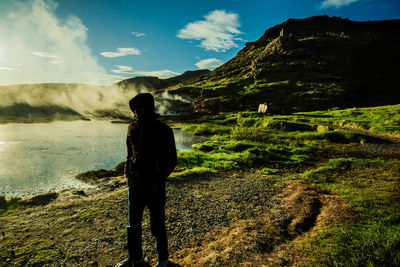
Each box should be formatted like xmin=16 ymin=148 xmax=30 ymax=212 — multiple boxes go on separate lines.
xmin=127 ymin=188 xmax=168 ymax=261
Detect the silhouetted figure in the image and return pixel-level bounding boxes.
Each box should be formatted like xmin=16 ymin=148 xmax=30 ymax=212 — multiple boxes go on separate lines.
xmin=117 ymin=93 xmax=177 ymax=267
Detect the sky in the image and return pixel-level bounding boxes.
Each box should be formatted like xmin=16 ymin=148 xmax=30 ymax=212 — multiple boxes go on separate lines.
xmin=0 ymin=0 xmax=399 ymax=85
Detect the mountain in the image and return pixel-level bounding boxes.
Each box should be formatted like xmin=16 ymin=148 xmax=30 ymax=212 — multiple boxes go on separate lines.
xmin=115 ymin=69 xmax=210 ymax=90
xmin=167 ymin=15 xmax=400 ymax=113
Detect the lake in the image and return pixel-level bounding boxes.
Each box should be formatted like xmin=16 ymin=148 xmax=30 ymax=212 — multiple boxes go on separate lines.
xmin=0 ymin=120 xmax=201 ymax=197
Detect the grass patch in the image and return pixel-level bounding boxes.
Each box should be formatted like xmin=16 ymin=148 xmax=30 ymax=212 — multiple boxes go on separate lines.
xmin=5 ymin=238 xmax=58 ymax=265
xmin=177 ymin=143 xmax=312 ymax=172
xmin=261 ymin=118 xmax=317 ymax=132
xmin=179 ymin=122 xmax=231 ymax=135
xmin=302 ymin=158 xmax=383 ymax=183
xmin=293 ymin=104 xmax=400 ymax=137
xmin=170 ymin=167 xmax=218 ymax=179
xmin=298 ymin=158 xmax=400 ymax=266
xmin=30 ymin=249 xmax=60 ymax=265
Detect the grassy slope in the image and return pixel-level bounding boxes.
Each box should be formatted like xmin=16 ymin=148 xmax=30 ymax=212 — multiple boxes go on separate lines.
xmin=167 ymin=104 xmax=400 ymax=265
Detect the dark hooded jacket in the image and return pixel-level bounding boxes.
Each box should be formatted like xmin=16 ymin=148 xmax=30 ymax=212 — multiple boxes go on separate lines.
xmin=125 ymin=116 xmax=177 ymax=193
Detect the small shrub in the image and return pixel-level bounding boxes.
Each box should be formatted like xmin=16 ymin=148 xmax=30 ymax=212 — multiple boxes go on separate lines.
xmin=317 ymin=125 xmax=331 ymax=133
xmin=114 ymin=161 xmax=126 ymax=175
xmin=75 ymin=169 xmax=117 ymax=182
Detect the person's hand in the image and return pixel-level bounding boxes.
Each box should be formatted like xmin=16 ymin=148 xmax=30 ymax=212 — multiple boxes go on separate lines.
xmin=124 ymin=174 xmax=129 ymax=186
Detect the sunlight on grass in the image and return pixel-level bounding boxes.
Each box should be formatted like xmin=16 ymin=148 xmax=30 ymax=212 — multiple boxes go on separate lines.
xmin=298 ymin=158 xmax=400 ymax=266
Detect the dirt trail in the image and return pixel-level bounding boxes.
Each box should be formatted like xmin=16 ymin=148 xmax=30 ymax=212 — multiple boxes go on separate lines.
xmin=172 ymin=182 xmax=357 ymax=266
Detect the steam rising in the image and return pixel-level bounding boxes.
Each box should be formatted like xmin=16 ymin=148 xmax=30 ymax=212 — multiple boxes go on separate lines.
xmin=0 ymin=0 xmax=192 ymax=117
xmin=0 ymin=83 xmax=191 ymax=117
xmin=0 ymin=0 xmax=105 ymax=85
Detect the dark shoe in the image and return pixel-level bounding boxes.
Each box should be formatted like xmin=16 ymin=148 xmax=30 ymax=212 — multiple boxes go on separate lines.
xmin=132 ymin=258 xmax=145 ymax=266
xmin=115 ymin=258 xmax=144 ymax=267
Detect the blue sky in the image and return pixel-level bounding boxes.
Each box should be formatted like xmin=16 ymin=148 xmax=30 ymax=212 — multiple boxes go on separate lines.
xmin=0 ymin=0 xmax=399 ymax=85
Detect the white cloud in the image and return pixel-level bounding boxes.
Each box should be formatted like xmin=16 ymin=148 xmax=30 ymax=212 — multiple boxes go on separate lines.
xmin=101 ymin=74 xmax=127 ymax=84
xmin=111 ymin=65 xmax=138 ymax=74
xmin=319 ymin=0 xmax=361 ymax=8
xmin=177 ymin=10 xmax=242 ymax=52
xmin=195 ymin=58 xmax=224 ymax=69
xmin=0 ymin=0 xmax=105 ymax=85
xmin=100 ymin=47 xmax=142 ymax=58
xmin=131 ymin=31 xmax=147 ymax=37
xmin=111 ymin=65 xmax=180 ymax=79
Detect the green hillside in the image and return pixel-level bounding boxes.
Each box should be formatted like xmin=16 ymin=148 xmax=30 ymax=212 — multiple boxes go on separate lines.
xmin=166 ymin=15 xmax=400 ymax=113
xmin=115 ymin=69 xmax=210 ymax=90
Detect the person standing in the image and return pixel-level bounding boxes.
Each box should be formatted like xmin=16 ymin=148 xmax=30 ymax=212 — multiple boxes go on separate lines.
xmin=117 ymin=93 xmax=177 ymax=267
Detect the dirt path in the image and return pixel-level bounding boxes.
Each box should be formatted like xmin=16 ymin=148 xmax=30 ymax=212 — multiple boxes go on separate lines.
xmin=173 ymin=181 xmax=357 ymax=266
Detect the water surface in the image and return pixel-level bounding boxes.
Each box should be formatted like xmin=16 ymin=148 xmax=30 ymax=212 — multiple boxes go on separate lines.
xmin=0 ymin=120 xmax=200 ymax=197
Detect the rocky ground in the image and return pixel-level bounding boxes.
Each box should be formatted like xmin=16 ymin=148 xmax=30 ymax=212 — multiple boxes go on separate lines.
xmin=0 ymin=171 xmax=287 ymax=266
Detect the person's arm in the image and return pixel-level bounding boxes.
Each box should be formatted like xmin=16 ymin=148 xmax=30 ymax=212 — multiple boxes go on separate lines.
xmin=160 ymin=126 xmax=177 ymax=180
xmin=124 ymin=124 xmax=134 ymax=180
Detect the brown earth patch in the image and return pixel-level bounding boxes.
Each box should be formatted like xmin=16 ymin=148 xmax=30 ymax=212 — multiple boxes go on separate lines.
xmin=172 ymin=181 xmax=357 ymax=266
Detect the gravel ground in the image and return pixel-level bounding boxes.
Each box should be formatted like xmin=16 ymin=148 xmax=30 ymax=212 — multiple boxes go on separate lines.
xmin=0 ymin=172 xmax=284 ymax=266
xmin=357 ymin=143 xmax=400 ymax=157
xmin=140 ymin=172 xmax=283 ymax=260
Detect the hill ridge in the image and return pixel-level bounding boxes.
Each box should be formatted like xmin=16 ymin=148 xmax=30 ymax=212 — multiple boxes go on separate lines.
xmin=170 ymin=15 xmax=400 ymax=113
xmin=115 ymin=69 xmax=210 ymax=90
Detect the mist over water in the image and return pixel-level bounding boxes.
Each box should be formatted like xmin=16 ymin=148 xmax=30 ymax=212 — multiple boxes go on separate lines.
xmin=0 ymin=120 xmax=200 ymax=197
xmin=0 ymin=83 xmax=191 ymax=118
